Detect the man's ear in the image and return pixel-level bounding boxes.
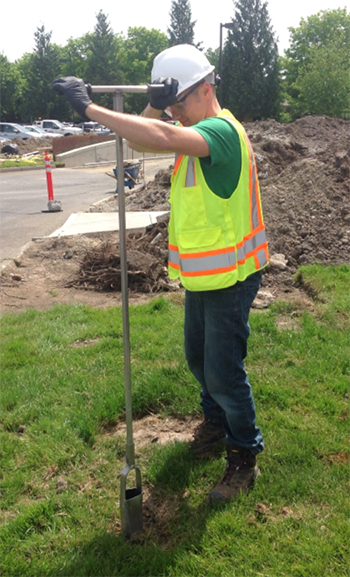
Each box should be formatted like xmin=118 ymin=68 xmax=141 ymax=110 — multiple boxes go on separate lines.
xmin=202 ymin=81 xmax=213 ymax=99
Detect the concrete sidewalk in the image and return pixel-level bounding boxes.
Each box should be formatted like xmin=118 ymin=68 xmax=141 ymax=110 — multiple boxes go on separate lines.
xmin=44 ymin=211 xmax=169 ymax=238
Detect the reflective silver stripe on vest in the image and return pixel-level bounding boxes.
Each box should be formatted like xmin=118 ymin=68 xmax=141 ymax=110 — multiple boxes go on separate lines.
xmin=237 ymin=229 xmax=267 ymax=261
xmin=180 ymin=250 xmax=236 ymax=273
xmin=245 ymin=137 xmax=260 ymax=230
xmin=185 ymin=157 xmax=196 ymax=187
xmin=256 ymin=248 xmax=268 ymax=268
xmin=169 ymin=247 xmax=180 ymax=267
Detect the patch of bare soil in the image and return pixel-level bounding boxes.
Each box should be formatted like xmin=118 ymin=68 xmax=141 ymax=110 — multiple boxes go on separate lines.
xmin=0 ymin=116 xmax=349 ymax=314
xmin=112 ymin=415 xmax=201 ymax=448
xmin=111 ymin=415 xmax=211 ymax=540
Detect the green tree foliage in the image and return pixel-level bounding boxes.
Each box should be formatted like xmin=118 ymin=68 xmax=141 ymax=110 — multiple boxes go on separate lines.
xmin=205 ymin=47 xmax=219 ymax=72
xmin=0 ymin=55 xmax=24 ymax=121
xmin=63 ymin=36 xmax=92 ymax=80
xmin=122 ymin=27 xmax=169 ymax=114
xmin=84 ymin=10 xmax=124 ymax=111
xmin=2 ymin=10 xmax=206 ymax=122
xmin=167 ymin=0 xmax=201 ymax=47
xmin=282 ymin=9 xmax=350 ymax=119
xmin=17 ymin=26 xmax=68 ymax=122
xmin=222 ymin=0 xmax=280 ymax=121
xmin=294 ymin=45 xmax=349 ymax=118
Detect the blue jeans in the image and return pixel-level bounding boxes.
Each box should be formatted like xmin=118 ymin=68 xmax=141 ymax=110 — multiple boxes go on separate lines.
xmin=184 ymin=271 xmax=264 ymax=455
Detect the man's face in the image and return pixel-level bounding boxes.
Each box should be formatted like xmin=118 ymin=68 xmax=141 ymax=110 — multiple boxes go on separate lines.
xmin=166 ymin=81 xmax=205 ymax=126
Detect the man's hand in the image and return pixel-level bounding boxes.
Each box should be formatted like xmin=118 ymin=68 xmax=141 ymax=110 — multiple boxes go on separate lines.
xmin=51 ymin=76 xmax=92 ymax=118
xmin=149 ymin=77 xmax=179 ymax=110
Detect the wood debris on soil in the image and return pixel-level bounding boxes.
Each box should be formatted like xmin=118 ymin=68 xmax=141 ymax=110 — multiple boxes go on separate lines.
xmin=64 ymin=217 xmax=179 ymax=294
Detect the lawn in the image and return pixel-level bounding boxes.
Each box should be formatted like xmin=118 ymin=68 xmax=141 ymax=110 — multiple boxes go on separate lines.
xmin=0 ymin=264 xmax=349 ymax=576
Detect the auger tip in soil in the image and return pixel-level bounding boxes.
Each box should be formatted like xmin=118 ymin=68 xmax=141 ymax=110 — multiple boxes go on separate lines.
xmin=120 ymin=463 xmax=143 ymax=538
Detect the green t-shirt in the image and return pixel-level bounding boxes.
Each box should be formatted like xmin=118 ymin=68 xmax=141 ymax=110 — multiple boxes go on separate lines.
xmin=192 ymin=116 xmax=242 ymax=199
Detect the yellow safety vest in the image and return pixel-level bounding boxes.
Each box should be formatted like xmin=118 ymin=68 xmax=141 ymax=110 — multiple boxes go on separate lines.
xmin=168 ymin=109 xmax=269 ymax=291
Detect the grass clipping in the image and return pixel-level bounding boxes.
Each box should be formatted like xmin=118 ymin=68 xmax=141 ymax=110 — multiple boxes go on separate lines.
xmin=65 ymin=218 xmax=178 ymax=294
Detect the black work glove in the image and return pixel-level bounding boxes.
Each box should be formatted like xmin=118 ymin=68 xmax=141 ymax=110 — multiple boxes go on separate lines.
xmin=149 ymin=77 xmax=179 ymax=110
xmin=51 ymin=76 xmax=93 ymax=118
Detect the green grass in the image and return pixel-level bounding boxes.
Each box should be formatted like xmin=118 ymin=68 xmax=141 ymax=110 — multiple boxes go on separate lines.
xmin=0 ymin=264 xmax=349 ymax=576
xmin=0 ymin=158 xmax=45 ymax=168
xmin=0 ymin=154 xmax=65 ymax=169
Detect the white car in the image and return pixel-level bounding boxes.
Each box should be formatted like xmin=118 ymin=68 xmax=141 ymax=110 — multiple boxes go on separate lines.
xmin=0 ymin=123 xmax=41 ymax=140
xmin=23 ymin=125 xmax=63 ymax=138
xmin=35 ymin=119 xmax=83 ymax=136
xmin=77 ymin=121 xmax=112 ymax=134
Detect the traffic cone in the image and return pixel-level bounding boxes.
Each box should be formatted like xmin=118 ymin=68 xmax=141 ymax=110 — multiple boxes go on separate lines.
xmin=43 ymin=152 xmax=62 ymax=212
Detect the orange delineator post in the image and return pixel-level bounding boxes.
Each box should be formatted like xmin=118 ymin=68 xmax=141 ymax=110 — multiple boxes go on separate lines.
xmin=44 ymin=152 xmax=54 ymax=201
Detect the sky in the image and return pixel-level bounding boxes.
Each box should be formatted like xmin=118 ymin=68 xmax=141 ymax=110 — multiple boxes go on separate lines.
xmin=1 ymin=0 xmax=344 ymax=63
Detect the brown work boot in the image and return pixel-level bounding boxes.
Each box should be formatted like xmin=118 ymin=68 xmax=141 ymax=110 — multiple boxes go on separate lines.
xmin=208 ymin=444 xmax=260 ymax=502
xmin=189 ymin=418 xmax=225 ymax=454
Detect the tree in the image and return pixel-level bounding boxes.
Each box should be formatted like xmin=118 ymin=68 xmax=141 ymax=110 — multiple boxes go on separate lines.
xmin=282 ymin=9 xmax=350 ymax=119
xmin=221 ymin=0 xmax=281 ymax=121
xmin=205 ymin=47 xmax=219 ymax=72
xmin=0 ymin=55 xmax=24 ymax=121
xmin=294 ymin=45 xmax=349 ymax=118
xmin=18 ymin=26 xmax=67 ymax=122
xmin=59 ymin=36 xmax=91 ymax=80
xmin=85 ymin=10 xmax=124 ymax=111
xmin=284 ymin=8 xmax=349 ymax=77
xmin=167 ymin=0 xmax=201 ymax=47
xmin=122 ymin=27 xmax=169 ymax=114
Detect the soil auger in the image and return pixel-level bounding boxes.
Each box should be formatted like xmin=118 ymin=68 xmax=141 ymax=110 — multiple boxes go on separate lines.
xmin=90 ymin=82 xmax=168 ymax=538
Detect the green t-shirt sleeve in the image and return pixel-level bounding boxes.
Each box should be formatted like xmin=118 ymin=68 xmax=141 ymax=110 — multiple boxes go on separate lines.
xmin=192 ymin=117 xmax=242 ymax=199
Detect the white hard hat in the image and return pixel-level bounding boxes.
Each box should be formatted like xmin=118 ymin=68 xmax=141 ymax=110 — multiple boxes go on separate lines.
xmin=151 ymin=44 xmax=215 ymax=96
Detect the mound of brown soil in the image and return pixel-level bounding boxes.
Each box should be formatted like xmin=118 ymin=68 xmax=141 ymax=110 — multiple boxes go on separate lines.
xmin=250 ymin=116 xmax=349 ymax=270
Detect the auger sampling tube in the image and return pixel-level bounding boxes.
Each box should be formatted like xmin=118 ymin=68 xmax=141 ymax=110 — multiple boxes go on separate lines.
xmin=90 ymin=83 xmax=165 ymax=537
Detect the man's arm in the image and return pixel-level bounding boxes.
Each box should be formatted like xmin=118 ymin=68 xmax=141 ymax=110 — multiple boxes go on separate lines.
xmin=51 ymin=76 xmax=210 ymax=157
xmin=127 ymin=104 xmax=163 ymax=153
xmin=86 ymin=103 xmax=209 ymax=157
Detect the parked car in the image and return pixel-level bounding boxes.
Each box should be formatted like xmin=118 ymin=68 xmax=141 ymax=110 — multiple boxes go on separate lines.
xmin=0 ymin=123 xmax=41 ymax=140
xmin=34 ymin=120 xmax=83 ymax=136
xmin=77 ymin=121 xmax=112 ymax=134
xmin=23 ymin=125 xmax=63 ymax=138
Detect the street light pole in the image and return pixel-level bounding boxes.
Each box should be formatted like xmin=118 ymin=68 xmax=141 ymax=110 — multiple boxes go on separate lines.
xmin=219 ymin=22 xmax=236 ymax=106
xmin=59 ymin=51 xmax=73 ymax=75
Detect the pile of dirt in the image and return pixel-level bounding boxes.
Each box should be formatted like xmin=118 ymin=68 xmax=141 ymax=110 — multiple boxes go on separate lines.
xmin=0 ymin=135 xmax=55 ymax=163
xmin=6 ymin=136 xmax=55 ymax=155
xmin=0 ymin=115 xmax=349 ymax=312
xmin=249 ymin=116 xmax=349 ymax=273
xmin=90 ymin=167 xmax=173 ymax=213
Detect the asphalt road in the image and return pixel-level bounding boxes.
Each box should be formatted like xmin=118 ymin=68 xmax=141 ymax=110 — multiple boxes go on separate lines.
xmin=0 ymin=166 xmax=117 ymax=263
xmin=0 ymin=158 xmax=173 ymax=265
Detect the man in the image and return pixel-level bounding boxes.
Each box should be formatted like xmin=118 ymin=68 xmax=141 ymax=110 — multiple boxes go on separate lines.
xmin=52 ymin=44 xmax=269 ymax=502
